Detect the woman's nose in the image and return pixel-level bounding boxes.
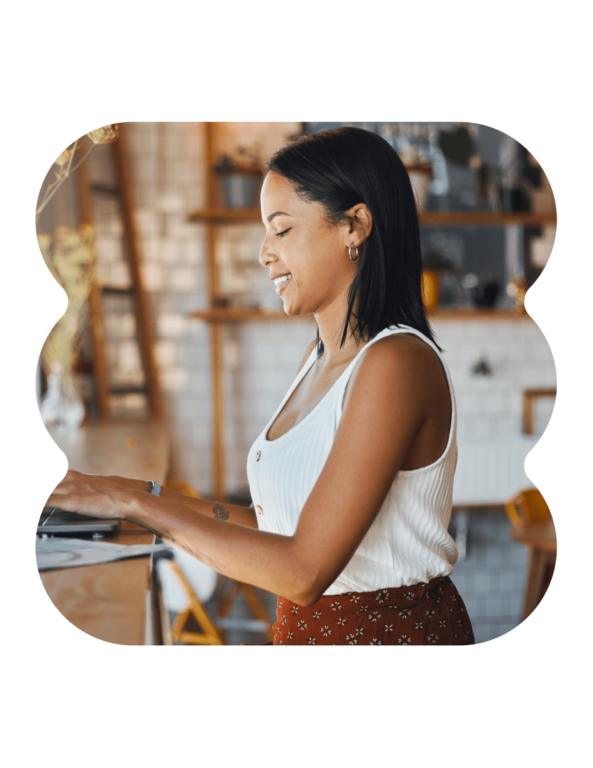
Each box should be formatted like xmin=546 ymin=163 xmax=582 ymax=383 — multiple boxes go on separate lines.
xmin=259 ymin=238 xmax=277 ymax=267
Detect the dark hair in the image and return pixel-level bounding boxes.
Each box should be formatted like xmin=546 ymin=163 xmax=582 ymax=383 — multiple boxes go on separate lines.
xmin=265 ymin=126 xmax=442 ymax=354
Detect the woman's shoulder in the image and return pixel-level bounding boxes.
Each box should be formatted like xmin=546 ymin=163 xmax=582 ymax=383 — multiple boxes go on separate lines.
xmin=344 ymin=330 xmax=446 ymax=412
xmin=362 ymin=329 xmax=441 ymax=373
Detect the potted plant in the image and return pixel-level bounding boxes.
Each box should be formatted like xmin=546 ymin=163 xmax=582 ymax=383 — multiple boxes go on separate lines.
xmin=214 ymin=142 xmax=264 ymax=209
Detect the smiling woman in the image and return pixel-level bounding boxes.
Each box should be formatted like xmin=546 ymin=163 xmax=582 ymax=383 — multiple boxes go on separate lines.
xmin=48 ymin=127 xmax=474 ymax=646
xmin=260 ymin=172 xmax=369 ymax=324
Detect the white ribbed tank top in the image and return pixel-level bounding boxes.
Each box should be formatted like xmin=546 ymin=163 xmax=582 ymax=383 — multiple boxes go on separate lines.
xmin=246 ymin=324 xmax=459 ymax=595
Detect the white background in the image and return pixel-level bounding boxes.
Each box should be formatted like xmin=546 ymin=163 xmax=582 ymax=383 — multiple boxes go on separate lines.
xmin=1 ymin=2 xmax=589 ymax=766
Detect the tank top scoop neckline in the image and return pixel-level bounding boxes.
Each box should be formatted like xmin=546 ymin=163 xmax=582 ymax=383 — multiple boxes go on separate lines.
xmin=262 ymin=323 xmax=456 ymax=476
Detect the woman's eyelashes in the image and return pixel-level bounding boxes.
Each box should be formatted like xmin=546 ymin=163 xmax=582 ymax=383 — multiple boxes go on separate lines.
xmin=276 ymin=228 xmax=292 ymax=238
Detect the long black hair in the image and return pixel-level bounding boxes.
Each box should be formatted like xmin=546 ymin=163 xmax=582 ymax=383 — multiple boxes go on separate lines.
xmin=265 ymin=126 xmax=442 ymax=354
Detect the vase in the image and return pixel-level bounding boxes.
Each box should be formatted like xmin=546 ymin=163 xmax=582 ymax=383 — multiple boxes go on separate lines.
xmin=422 ymin=270 xmax=442 ymax=311
xmin=219 ymin=172 xmax=262 ymax=208
xmin=40 ymin=361 xmax=85 ymax=432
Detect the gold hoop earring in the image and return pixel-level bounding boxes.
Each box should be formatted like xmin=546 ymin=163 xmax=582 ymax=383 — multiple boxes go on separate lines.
xmin=348 ymin=244 xmax=359 ymax=262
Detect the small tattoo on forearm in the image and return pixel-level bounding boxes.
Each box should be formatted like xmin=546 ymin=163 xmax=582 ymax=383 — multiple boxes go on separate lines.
xmin=213 ymin=504 xmax=230 ymax=521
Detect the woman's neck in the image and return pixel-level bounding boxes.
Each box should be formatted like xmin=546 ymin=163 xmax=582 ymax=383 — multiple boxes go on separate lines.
xmin=314 ymin=295 xmax=370 ymax=367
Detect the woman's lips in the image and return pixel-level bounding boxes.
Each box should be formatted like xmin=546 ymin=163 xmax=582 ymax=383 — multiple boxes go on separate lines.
xmin=275 ymin=275 xmax=293 ymax=294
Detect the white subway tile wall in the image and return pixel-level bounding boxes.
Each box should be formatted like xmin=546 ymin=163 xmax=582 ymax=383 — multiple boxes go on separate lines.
xmin=89 ymin=123 xmax=556 ymax=500
xmin=432 ymin=318 xmax=556 ymax=444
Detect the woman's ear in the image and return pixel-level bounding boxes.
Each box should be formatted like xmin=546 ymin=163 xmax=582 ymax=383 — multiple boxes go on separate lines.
xmin=346 ymin=203 xmax=373 ymax=245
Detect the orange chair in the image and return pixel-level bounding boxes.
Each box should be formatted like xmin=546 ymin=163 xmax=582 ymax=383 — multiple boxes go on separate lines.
xmin=505 ymin=487 xmax=551 ymax=528
xmin=505 ymin=487 xmax=555 ymax=620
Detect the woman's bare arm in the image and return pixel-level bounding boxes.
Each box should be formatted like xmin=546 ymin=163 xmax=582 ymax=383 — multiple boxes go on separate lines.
xmin=104 ymin=476 xmax=258 ymax=528
xmin=47 ymin=336 xmax=438 ymax=605
xmin=97 ymin=339 xmax=318 ymax=527
xmin=47 ymin=472 xmax=314 ymax=600
xmin=75 ymin=340 xmax=318 ymax=532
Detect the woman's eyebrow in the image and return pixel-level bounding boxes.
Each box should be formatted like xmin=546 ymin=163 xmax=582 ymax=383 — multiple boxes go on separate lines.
xmin=267 ymin=211 xmax=293 ymax=222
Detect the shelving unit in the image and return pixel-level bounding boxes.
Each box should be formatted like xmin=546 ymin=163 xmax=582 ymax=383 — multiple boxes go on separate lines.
xmin=189 ymin=208 xmax=557 ymax=227
xmin=188 ymin=122 xmax=556 ymax=499
xmin=76 ymin=124 xmax=164 ymax=420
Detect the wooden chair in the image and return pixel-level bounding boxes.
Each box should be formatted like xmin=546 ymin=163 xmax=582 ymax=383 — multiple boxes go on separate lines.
xmin=505 ymin=488 xmax=556 ymax=620
xmin=155 ymin=479 xmax=275 ymax=644
xmin=155 ymin=552 xmax=223 ymax=645
xmin=522 ymin=389 xmax=556 ymax=434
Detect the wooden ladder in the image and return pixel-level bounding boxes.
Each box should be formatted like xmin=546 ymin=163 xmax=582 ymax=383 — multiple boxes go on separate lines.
xmin=76 ymin=124 xmax=163 ymax=419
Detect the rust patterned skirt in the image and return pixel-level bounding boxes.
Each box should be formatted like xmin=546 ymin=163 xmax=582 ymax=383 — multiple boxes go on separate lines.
xmin=272 ymin=576 xmax=474 ymax=645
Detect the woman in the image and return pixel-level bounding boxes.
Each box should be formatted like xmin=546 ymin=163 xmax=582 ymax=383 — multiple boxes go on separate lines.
xmin=48 ymin=127 xmax=474 ymax=645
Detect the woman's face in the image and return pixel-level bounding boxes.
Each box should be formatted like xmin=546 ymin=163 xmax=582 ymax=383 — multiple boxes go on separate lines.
xmin=259 ymin=172 xmax=360 ymax=317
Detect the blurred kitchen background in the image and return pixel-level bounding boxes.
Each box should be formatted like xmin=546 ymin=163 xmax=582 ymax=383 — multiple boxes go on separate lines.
xmin=36 ymin=122 xmax=556 ymax=645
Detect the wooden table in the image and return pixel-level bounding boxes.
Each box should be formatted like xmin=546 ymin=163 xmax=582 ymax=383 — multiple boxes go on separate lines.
xmin=510 ymin=518 xmax=557 ymax=621
xmin=39 ymin=418 xmax=170 ymax=645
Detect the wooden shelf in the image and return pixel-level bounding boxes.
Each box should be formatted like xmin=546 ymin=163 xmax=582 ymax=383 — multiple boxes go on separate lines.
xmin=188 ymin=208 xmax=557 ymax=227
xmin=429 ymin=307 xmax=531 ymax=320
xmin=418 ymin=211 xmax=556 ymax=226
xmin=406 ymin=162 xmax=433 ymax=174
xmin=188 ymin=208 xmax=262 ymax=223
xmin=190 ymin=307 xmax=531 ymax=323
xmin=190 ymin=307 xmax=313 ymax=322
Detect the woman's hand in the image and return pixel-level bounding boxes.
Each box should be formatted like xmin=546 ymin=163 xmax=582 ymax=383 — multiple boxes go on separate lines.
xmin=46 ymin=470 xmax=134 ymax=519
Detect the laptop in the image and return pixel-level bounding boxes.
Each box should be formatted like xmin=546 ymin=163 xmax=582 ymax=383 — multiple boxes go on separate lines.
xmin=37 ymin=507 xmax=121 ymax=535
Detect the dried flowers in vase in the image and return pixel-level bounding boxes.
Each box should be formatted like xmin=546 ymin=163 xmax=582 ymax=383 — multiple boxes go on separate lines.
xmin=38 ymin=225 xmax=98 ymax=431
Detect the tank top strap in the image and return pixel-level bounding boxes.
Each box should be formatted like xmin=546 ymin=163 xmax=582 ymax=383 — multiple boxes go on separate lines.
xmin=329 ymin=326 xmax=397 ymax=414
xmin=261 ymin=342 xmax=319 ymax=438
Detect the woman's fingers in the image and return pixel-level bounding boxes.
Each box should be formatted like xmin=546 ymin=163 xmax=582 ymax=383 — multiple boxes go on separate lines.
xmin=44 ymin=471 xmax=124 ymax=519
xmin=50 ymin=482 xmax=73 ymax=495
xmin=45 ymin=494 xmax=83 ymax=514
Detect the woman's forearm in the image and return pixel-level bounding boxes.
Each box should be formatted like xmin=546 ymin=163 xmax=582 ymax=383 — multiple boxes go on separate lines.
xmin=106 ymin=475 xmax=258 ymax=528
xmin=122 ymin=490 xmax=317 ymax=604
xmin=48 ymin=470 xmax=319 ymax=603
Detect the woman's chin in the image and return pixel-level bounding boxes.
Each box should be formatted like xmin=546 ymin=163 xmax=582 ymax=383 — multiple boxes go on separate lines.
xmin=280 ymin=297 xmax=295 ymax=315
xmin=279 ymin=292 xmax=314 ymax=317
xmin=282 ymin=300 xmax=305 ymax=317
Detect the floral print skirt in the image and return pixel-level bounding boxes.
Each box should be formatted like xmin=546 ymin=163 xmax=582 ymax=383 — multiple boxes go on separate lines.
xmin=272 ymin=576 xmax=474 ymax=645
